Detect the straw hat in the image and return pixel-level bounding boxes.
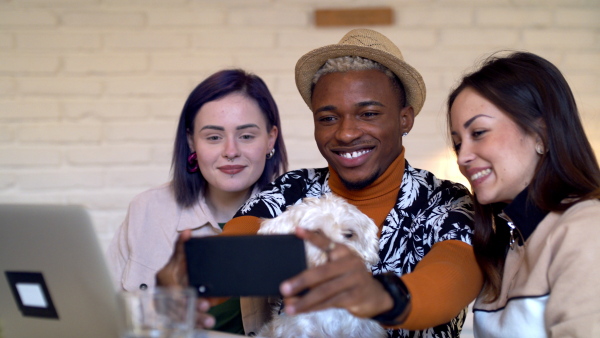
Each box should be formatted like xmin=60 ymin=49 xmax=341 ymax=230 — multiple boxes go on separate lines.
xmin=295 ymin=28 xmax=426 ymax=116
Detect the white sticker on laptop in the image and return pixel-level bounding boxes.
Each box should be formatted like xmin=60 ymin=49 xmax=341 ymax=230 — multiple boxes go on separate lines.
xmin=16 ymin=283 xmax=48 ymax=308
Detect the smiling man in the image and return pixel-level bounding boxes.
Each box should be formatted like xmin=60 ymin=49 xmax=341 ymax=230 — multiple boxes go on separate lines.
xmin=217 ymin=29 xmax=484 ymax=338
xmin=158 ymin=29 xmax=484 ymax=337
xmin=311 ymin=68 xmax=408 ymax=191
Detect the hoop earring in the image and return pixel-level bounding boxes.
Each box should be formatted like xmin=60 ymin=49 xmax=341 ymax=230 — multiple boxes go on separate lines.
xmin=187 ymin=152 xmax=199 ymax=173
xmin=266 ymin=148 xmax=275 ymax=159
xmin=535 ymin=143 xmax=545 ymax=155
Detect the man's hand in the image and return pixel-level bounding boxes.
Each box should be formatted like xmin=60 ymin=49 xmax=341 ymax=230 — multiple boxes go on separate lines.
xmin=156 ymin=229 xmax=216 ymax=329
xmin=280 ymin=227 xmax=395 ymax=319
xmin=156 ymin=229 xmax=191 ymax=287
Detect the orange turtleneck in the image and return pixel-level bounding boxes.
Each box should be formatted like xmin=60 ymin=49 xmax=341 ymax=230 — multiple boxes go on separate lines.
xmin=222 ymin=150 xmax=404 ymax=235
xmin=327 ymin=148 xmax=404 ymax=232
xmin=222 ymin=151 xmax=482 ymax=330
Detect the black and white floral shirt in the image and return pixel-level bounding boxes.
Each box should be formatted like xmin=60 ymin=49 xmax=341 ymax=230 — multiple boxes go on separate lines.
xmin=236 ymin=161 xmax=474 ymax=338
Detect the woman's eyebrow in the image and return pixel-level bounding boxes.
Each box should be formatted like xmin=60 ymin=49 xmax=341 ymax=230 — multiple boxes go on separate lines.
xmin=463 ymin=114 xmax=493 ymax=129
xmin=237 ymin=124 xmax=260 ymax=130
xmin=199 ymin=124 xmax=260 ymax=131
xmin=200 ymin=125 xmax=224 ymax=131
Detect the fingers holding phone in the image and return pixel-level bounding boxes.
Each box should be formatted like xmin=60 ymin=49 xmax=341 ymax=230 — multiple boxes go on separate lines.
xmin=156 ymin=229 xmax=192 ymax=288
xmin=281 ymin=228 xmax=390 ymax=319
xmin=156 ymin=230 xmax=217 ymax=329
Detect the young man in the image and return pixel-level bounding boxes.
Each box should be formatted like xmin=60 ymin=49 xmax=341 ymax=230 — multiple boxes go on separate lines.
xmin=160 ymin=28 xmax=483 ymax=337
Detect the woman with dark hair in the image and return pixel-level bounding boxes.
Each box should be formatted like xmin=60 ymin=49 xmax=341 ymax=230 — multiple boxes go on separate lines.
xmin=108 ymin=69 xmax=288 ymax=335
xmin=448 ymin=51 xmax=600 ymax=337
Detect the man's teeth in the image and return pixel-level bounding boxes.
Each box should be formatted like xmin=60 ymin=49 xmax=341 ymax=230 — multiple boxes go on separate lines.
xmin=340 ymin=150 xmax=370 ymax=159
xmin=471 ymin=168 xmax=491 ymax=181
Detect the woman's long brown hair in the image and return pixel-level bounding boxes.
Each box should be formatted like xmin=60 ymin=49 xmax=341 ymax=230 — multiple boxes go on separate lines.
xmin=447 ymin=52 xmax=600 ymax=302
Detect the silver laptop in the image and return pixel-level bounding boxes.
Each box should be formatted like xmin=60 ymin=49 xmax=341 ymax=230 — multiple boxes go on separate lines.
xmin=0 ymin=204 xmax=120 ymax=338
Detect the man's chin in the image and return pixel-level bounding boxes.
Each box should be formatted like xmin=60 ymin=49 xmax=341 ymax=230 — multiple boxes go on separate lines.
xmin=340 ymin=173 xmax=379 ymax=191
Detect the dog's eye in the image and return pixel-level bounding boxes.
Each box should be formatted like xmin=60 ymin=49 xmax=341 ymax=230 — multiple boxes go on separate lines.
xmin=342 ymin=230 xmax=354 ymax=239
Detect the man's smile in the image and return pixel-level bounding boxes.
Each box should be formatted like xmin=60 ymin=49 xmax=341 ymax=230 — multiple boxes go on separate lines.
xmin=337 ymin=148 xmax=373 ymax=159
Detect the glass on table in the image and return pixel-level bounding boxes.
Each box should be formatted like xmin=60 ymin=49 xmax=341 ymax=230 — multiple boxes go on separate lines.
xmin=117 ymin=286 xmax=196 ymax=338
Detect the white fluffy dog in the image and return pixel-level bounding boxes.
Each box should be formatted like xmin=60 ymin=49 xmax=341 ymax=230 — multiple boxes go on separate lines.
xmin=257 ymin=193 xmax=387 ymax=338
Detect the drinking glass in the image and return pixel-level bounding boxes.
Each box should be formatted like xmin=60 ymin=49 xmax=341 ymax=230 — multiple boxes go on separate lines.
xmin=118 ymin=286 xmax=196 ymax=338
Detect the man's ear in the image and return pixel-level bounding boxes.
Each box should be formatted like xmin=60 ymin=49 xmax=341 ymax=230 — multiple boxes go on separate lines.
xmin=400 ymin=106 xmax=415 ymax=134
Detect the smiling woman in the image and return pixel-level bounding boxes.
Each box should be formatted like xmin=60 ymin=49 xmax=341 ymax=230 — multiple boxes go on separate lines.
xmin=447 ymin=51 xmax=600 ymax=337
xmin=450 ymin=87 xmax=540 ymax=205
xmin=107 ymin=69 xmax=288 ymax=335
xmin=188 ymin=93 xmax=278 ymax=215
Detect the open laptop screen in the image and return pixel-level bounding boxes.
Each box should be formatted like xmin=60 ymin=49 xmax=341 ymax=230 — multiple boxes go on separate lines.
xmin=0 ymin=204 xmax=119 ymax=338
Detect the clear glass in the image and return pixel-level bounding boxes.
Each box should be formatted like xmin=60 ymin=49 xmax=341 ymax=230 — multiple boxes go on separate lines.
xmin=117 ymin=287 xmax=196 ymax=338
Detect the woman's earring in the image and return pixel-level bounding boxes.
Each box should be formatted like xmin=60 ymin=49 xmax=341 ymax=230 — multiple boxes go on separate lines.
xmin=266 ymin=148 xmax=275 ymax=159
xmin=187 ymin=152 xmax=199 ymax=173
xmin=535 ymin=143 xmax=545 ymax=155
xmin=402 ymin=132 xmax=408 ymax=137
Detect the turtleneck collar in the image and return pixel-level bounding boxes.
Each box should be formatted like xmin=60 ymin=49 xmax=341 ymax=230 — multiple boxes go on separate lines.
xmin=501 ymin=187 xmax=549 ymax=244
xmin=328 ymin=148 xmax=405 ymax=202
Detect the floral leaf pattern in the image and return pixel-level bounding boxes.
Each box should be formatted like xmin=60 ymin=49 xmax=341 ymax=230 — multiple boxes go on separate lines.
xmin=234 ymin=161 xmax=474 ymax=338
xmin=236 ymin=169 xmax=331 ymax=219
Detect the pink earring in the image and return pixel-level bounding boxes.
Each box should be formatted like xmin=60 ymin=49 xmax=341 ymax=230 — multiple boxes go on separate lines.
xmin=187 ymin=152 xmax=199 ymax=173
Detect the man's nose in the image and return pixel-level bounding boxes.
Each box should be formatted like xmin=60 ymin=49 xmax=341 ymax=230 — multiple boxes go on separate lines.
xmin=336 ymin=117 xmax=363 ymax=143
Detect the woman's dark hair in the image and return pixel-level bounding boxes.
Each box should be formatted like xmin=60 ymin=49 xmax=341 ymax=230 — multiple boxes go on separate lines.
xmin=447 ymin=51 xmax=600 ymax=302
xmin=171 ymin=69 xmax=288 ymax=207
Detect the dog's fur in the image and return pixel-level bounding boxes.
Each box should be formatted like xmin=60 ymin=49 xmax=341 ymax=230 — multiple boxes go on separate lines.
xmin=257 ymin=194 xmax=387 ymax=338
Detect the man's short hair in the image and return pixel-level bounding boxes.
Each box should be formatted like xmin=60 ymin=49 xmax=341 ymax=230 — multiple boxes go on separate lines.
xmin=311 ymin=56 xmax=407 ymax=108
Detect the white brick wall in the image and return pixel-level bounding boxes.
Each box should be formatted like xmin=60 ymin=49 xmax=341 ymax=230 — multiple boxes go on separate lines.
xmin=1 ymin=1 xmax=599 ymax=335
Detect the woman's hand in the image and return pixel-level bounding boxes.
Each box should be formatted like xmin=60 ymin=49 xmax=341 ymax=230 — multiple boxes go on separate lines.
xmin=280 ymin=227 xmax=395 ymax=319
xmin=156 ymin=229 xmax=216 ymax=329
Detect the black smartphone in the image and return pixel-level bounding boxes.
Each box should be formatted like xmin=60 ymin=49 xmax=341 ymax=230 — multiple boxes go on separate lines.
xmin=184 ymin=234 xmax=307 ymax=297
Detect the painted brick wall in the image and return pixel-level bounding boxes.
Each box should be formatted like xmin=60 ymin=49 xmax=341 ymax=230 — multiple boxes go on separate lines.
xmin=1 ymin=1 xmax=599 ymax=334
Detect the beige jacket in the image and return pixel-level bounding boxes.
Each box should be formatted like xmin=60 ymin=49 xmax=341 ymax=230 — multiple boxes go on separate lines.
xmin=107 ymin=183 xmax=270 ymax=336
xmin=473 ymin=199 xmax=600 ymax=337
xmin=107 ymin=182 xmax=222 ymax=292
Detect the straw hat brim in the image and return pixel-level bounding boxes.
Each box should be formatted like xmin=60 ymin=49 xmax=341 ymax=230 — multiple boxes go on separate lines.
xmin=295 ymin=44 xmax=426 ymax=116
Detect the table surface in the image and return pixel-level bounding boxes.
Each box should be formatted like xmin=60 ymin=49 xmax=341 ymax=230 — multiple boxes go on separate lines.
xmin=196 ymin=330 xmax=249 ymax=338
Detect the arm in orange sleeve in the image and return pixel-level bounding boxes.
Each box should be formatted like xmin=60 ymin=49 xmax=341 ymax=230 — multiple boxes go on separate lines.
xmin=224 ymin=217 xmax=483 ymax=331
xmin=222 ymin=215 xmax=262 ymax=235
xmin=391 ymin=240 xmax=483 ymax=330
